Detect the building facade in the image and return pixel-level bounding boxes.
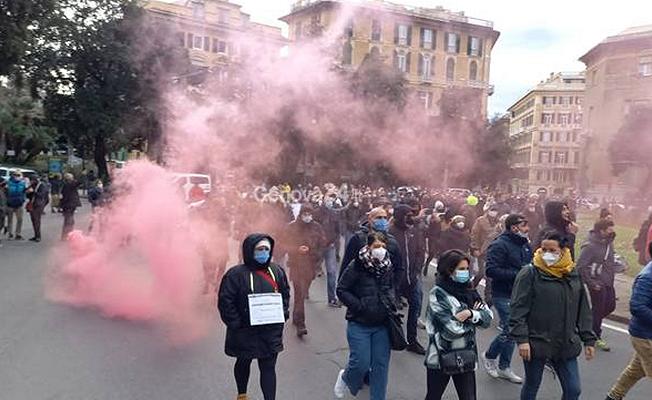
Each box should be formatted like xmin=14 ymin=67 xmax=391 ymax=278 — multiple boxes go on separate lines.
xmin=579 ymin=26 xmax=652 ymax=198
xmin=144 ymin=0 xmax=286 ymax=82
xmin=280 ymin=0 xmax=499 ymax=118
xmin=507 ymin=72 xmax=585 ymax=195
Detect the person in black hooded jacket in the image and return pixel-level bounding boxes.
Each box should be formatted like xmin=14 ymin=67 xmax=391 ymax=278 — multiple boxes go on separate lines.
xmin=534 ymin=200 xmax=578 ymax=259
xmin=388 ymin=204 xmax=427 ymax=354
xmin=218 ymin=233 xmax=291 ymax=400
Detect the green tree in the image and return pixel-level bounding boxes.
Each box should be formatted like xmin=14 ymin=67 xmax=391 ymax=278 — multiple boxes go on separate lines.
xmin=0 ymin=85 xmax=55 ymax=163
xmin=35 ymin=1 xmax=189 ymax=179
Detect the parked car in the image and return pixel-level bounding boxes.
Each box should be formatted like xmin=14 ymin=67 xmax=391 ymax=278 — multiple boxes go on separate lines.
xmin=172 ymin=173 xmax=212 ymax=204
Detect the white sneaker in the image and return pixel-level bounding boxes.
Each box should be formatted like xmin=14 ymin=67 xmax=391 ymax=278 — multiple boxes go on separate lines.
xmin=334 ymin=369 xmax=348 ymax=399
xmin=497 ymin=367 xmax=523 ymax=384
xmin=481 ymin=352 xmax=499 ymax=378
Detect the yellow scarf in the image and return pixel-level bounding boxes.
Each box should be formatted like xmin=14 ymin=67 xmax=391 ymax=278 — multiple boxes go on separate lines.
xmin=533 ymin=248 xmax=575 ymax=278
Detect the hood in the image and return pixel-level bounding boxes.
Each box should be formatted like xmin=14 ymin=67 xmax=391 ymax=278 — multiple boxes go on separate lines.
xmin=242 ymin=233 xmax=275 ymax=269
xmin=544 ymin=201 xmax=568 ymax=230
xmin=392 ymin=204 xmax=413 ymax=230
xmin=588 ymin=230 xmax=611 ymax=245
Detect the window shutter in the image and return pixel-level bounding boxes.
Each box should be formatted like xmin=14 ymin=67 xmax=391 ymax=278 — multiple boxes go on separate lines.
xmin=478 ymin=39 xmax=483 ymax=56
xmin=204 ymin=36 xmax=210 ymax=51
xmin=420 ymin=28 xmax=424 ymax=48
xmin=187 ymin=33 xmax=193 ymax=48
xmin=432 ymin=31 xmax=436 ymax=49
xmin=467 ymin=36 xmax=472 ymax=55
xmin=406 ymin=52 xmax=411 ymax=73
xmin=417 ymin=54 xmax=423 ymax=75
xmin=394 ymin=24 xmax=399 ymax=45
xmin=407 ymin=26 xmax=412 ymax=46
xmin=456 ymin=34 xmax=461 ymax=53
xmin=393 ymin=50 xmax=398 ymax=69
xmin=444 ymin=33 xmax=449 ymax=51
xmin=430 ymin=56 xmax=435 ymax=77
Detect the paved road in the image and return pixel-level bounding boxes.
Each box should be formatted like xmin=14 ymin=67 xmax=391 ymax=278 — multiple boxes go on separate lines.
xmin=1 ymin=209 xmax=650 ymax=400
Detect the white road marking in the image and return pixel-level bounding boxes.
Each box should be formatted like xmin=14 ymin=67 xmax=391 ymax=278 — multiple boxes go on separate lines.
xmin=602 ymin=322 xmax=629 ymax=335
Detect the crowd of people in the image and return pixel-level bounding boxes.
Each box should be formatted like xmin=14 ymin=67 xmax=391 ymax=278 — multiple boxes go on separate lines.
xmin=210 ymin=183 xmax=652 ymax=400
xmin=2 ymin=172 xmax=652 ymax=400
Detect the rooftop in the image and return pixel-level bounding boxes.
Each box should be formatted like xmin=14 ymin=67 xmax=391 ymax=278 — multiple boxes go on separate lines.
xmin=284 ymin=0 xmax=494 ymax=29
xmin=508 ymin=72 xmax=585 ymax=111
xmin=580 ymin=25 xmax=652 ymax=64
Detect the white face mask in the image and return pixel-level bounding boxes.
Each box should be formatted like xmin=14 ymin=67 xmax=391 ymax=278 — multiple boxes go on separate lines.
xmin=371 ymin=247 xmax=387 ymax=261
xmin=542 ymin=252 xmax=560 ymax=266
xmin=456 ymin=222 xmax=465 ymax=229
xmin=301 ymin=215 xmax=313 ymax=223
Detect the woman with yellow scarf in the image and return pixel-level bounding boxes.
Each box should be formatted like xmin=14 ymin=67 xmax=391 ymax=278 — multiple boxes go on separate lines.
xmin=509 ymin=232 xmax=597 ymax=400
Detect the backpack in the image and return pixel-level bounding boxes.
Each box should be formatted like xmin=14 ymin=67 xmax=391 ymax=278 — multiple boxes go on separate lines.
xmin=7 ymin=179 xmax=26 ymax=208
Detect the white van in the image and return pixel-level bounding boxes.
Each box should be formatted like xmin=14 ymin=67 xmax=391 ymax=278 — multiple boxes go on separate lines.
xmin=171 ymin=173 xmax=212 ymax=203
xmin=0 ymin=166 xmax=37 ymax=183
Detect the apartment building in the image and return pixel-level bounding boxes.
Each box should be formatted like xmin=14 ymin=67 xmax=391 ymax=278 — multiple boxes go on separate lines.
xmin=507 ymin=72 xmax=585 ymax=195
xmin=280 ymin=0 xmax=500 ymax=119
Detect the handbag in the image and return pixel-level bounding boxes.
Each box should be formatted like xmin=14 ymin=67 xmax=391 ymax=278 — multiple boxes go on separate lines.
xmin=385 ymin=311 xmax=408 ymax=351
xmin=439 ymin=349 xmax=477 ymax=375
xmin=379 ymin=292 xmax=407 ymax=351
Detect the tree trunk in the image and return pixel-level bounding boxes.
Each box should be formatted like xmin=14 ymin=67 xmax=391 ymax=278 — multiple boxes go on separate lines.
xmin=94 ymin=136 xmax=109 ymax=182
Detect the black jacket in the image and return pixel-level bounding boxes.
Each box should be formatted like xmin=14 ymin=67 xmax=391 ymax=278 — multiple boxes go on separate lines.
xmin=28 ymin=181 xmax=50 ymax=209
xmin=510 ymin=265 xmax=596 ymax=361
xmin=337 ymin=257 xmax=395 ymax=327
xmin=389 ymin=205 xmax=426 ymax=289
xmin=218 ymin=234 xmax=291 ymax=359
xmin=340 ymin=225 xmax=403 ymax=286
xmin=535 ymin=201 xmax=576 ymax=259
xmin=577 ymin=231 xmax=617 ymax=289
xmin=314 ymin=206 xmax=342 ymax=246
xmin=486 ymin=231 xmax=533 ymax=298
xmin=60 ymin=180 xmax=81 ymax=211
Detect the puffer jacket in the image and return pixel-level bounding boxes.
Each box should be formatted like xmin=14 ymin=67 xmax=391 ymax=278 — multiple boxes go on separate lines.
xmin=425 ymin=286 xmax=493 ymax=370
xmin=630 ymin=262 xmax=652 ymax=340
xmin=509 ymin=265 xmax=596 ymax=361
xmin=337 ymin=256 xmax=395 ymax=327
xmin=218 ymin=234 xmax=291 ymax=359
xmin=485 ymin=231 xmax=532 ymax=298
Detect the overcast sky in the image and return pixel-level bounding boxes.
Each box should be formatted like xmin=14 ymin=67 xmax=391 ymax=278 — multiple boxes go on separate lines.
xmin=170 ymin=0 xmax=652 ymax=115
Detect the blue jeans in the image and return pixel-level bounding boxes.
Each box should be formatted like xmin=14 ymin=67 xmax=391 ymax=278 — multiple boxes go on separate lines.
xmin=521 ymin=357 xmax=581 ymax=400
xmin=343 ymin=321 xmax=391 ymax=400
xmin=324 ymin=244 xmax=338 ymax=303
xmin=406 ymin=281 xmax=423 ymax=344
xmin=486 ymin=296 xmax=515 ymax=369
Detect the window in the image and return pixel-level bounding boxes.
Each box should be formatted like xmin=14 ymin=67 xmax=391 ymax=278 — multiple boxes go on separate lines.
xmin=559 ymin=113 xmax=570 ymax=125
xmin=469 ymin=60 xmax=478 ymax=81
xmin=566 ymin=132 xmax=572 ymax=142
xmin=574 ymin=151 xmax=580 ymax=164
xmin=539 ymin=151 xmax=550 ymax=163
xmin=395 ymin=51 xmax=408 ymax=73
xmin=418 ymin=54 xmax=431 ymax=79
xmin=574 ymin=113 xmax=583 ymax=124
xmin=543 ymin=96 xmax=555 ymax=107
xmin=417 ymin=91 xmax=432 ymax=109
xmin=397 ymin=24 xmax=409 ymax=46
xmin=576 ymin=96 xmax=583 ymax=105
xmin=421 ymin=28 xmax=433 ymax=49
xmin=342 ymin=42 xmax=353 ymax=65
xmin=192 ymin=1 xmax=204 ymax=19
xmin=561 ymin=96 xmax=571 ymax=107
xmin=639 ymin=56 xmax=652 ymax=76
xmin=218 ymin=10 xmax=228 ymax=24
xmin=540 ymin=131 xmax=552 ymax=142
xmin=542 ymin=113 xmax=554 ymax=125
xmin=537 ymin=171 xmax=542 ymax=181
xmin=218 ymin=40 xmax=227 ymax=53
xmin=203 ymin=36 xmax=210 ymax=51
xmin=186 ymin=33 xmax=194 ymax=48
xmin=345 ymin=20 xmax=354 ymax=38
xmin=371 ymin=19 xmax=381 ymax=41
xmin=468 ymin=36 xmax=482 ymax=56
xmin=446 ymin=58 xmax=455 ymax=80
xmin=445 ymin=33 xmax=459 ymax=53
xmin=193 ymin=35 xmax=203 ymax=49
xmin=295 ymin=22 xmax=302 ymax=40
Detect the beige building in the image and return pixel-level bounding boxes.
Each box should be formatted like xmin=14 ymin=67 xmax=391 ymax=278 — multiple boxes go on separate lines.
xmin=507 ymin=72 xmax=586 ymax=195
xmin=144 ymin=0 xmax=286 ymax=82
xmin=579 ymin=26 xmax=652 ymax=198
xmin=280 ymin=0 xmax=499 ymax=118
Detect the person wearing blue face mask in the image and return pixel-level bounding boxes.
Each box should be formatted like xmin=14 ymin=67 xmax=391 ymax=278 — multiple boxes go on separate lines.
xmin=218 ymin=233 xmax=291 ymax=400
xmin=425 ymin=249 xmax=493 ymax=400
